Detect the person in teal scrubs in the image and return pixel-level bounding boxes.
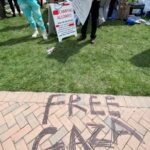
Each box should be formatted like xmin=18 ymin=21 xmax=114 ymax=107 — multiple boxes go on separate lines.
xmin=18 ymin=0 xmax=47 ymax=40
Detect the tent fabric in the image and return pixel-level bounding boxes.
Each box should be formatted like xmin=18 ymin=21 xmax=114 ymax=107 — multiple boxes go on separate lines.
xmin=138 ymin=0 xmax=150 ymax=12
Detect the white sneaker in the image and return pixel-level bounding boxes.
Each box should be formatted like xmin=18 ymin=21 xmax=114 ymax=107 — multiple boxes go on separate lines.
xmin=32 ymin=29 xmax=39 ymax=38
xmin=98 ymin=18 xmax=105 ymax=25
xmin=41 ymin=30 xmax=48 ymax=40
xmin=47 ymin=47 xmax=55 ymax=55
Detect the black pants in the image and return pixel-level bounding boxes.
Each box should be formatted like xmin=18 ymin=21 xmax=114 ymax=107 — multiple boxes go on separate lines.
xmin=0 ymin=0 xmax=6 ymax=18
xmin=108 ymin=0 xmax=117 ymax=18
xmin=8 ymin=0 xmax=21 ymax=15
xmin=81 ymin=0 xmax=100 ymax=39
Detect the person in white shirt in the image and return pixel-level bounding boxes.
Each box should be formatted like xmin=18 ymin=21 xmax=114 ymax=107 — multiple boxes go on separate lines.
xmin=78 ymin=0 xmax=100 ymax=44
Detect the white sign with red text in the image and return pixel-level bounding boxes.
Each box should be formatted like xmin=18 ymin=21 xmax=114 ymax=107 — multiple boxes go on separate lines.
xmin=50 ymin=1 xmax=77 ymax=42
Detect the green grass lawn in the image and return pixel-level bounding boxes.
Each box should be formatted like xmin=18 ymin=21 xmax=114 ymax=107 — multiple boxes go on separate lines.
xmin=0 ymin=14 xmax=150 ymax=96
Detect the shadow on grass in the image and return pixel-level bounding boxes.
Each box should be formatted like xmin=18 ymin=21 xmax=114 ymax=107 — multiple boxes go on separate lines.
xmin=38 ymin=34 xmax=57 ymax=45
xmin=0 ymin=15 xmax=12 ymax=20
xmin=101 ymin=20 xmax=126 ymax=27
xmin=0 ymin=35 xmax=38 ymax=47
xmin=46 ymin=38 xmax=90 ymax=63
xmin=130 ymin=49 xmax=150 ymax=67
xmin=0 ymin=24 xmax=29 ymax=33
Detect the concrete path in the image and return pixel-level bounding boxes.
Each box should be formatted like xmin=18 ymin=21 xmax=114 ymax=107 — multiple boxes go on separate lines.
xmin=0 ymin=91 xmax=150 ymax=150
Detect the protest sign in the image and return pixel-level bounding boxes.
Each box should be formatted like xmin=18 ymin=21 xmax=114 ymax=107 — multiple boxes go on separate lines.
xmin=49 ymin=1 xmax=77 ymax=42
xmin=72 ymin=0 xmax=92 ymax=25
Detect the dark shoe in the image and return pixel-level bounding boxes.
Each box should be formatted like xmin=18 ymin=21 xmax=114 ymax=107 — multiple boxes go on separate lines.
xmin=90 ymin=38 xmax=96 ymax=44
xmin=18 ymin=13 xmax=22 ymax=16
xmin=77 ymin=35 xmax=86 ymax=41
xmin=12 ymin=14 xmax=16 ymax=17
xmin=0 ymin=15 xmax=5 ymax=19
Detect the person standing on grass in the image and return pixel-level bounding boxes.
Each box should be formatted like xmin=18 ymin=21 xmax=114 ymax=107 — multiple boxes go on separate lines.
xmin=17 ymin=0 xmax=48 ymax=40
xmin=107 ymin=0 xmax=118 ymax=18
xmin=78 ymin=0 xmax=100 ymax=44
xmin=8 ymin=0 xmax=21 ymax=17
xmin=98 ymin=0 xmax=111 ymax=25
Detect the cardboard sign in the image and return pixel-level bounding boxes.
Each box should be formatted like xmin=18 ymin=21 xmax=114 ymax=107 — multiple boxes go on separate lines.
xmin=49 ymin=1 xmax=77 ymax=42
xmin=72 ymin=0 xmax=93 ymax=25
